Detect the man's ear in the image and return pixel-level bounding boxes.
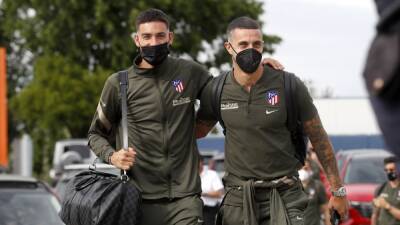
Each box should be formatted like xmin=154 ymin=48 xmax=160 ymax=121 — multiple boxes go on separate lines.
xmin=224 ymin=41 xmax=234 ymax=56
xmin=133 ymin=33 xmax=140 ymax=47
xmin=168 ymin=32 xmax=174 ymax=45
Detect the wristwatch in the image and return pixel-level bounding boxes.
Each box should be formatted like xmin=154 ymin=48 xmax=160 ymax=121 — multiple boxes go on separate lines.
xmin=331 ymin=186 xmax=347 ymax=197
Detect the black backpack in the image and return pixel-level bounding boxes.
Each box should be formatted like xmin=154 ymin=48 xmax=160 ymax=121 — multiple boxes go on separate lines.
xmin=209 ymin=70 xmax=307 ymax=165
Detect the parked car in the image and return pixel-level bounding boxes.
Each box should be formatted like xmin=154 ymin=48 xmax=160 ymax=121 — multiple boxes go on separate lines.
xmin=336 ymin=149 xmax=393 ymax=225
xmin=50 ymin=139 xmax=97 ymax=183
xmin=54 ymin=163 xmax=119 ymax=201
xmin=0 ymin=174 xmax=64 ymax=225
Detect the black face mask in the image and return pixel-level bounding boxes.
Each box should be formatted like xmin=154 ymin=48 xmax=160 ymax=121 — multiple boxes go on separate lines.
xmin=140 ymin=42 xmax=170 ymax=66
xmin=230 ymin=43 xmax=262 ymax=74
xmin=387 ymin=171 xmax=398 ymax=181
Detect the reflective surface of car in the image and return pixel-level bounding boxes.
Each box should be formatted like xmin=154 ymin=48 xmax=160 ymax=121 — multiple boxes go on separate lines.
xmin=336 ymin=149 xmax=393 ymax=225
xmin=0 ymin=174 xmax=64 ymax=225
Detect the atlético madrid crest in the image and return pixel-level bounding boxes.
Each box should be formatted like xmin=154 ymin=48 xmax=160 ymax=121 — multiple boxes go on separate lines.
xmin=172 ymin=80 xmax=184 ymax=93
xmin=266 ymin=90 xmax=279 ymax=106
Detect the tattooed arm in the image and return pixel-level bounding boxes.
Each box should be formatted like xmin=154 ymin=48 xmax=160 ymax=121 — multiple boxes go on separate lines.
xmin=303 ymin=115 xmax=341 ymax=189
xmin=303 ymin=115 xmax=349 ymax=219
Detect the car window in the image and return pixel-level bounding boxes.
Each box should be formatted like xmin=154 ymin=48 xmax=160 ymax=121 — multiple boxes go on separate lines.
xmin=344 ymin=157 xmax=387 ymax=184
xmin=65 ymin=145 xmax=91 ymax=158
xmin=0 ymin=190 xmax=64 ymax=225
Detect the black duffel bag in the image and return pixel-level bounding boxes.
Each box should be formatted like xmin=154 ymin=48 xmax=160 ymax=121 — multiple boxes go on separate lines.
xmin=59 ymin=168 xmax=141 ymax=225
xmin=60 ymin=70 xmax=141 ymax=225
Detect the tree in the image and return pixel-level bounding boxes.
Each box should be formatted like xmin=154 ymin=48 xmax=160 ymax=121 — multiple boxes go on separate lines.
xmin=2 ymin=0 xmax=281 ymax=72
xmin=11 ymin=55 xmax=111 ymax=176
xmin=2 ymin=0 xmax=281 ymax=177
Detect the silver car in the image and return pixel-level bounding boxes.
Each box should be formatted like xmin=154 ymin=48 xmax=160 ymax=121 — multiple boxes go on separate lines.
xmin=0 ymin=174 xmax=64 ymax=225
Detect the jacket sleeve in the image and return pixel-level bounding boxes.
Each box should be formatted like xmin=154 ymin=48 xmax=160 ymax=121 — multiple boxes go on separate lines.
xmin=88 ymin=75 xmax=121 ymax=163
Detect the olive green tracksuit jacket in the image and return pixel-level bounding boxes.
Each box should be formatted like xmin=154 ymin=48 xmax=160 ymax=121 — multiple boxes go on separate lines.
xmin=88 ymin=56 xmax=211 ymax=200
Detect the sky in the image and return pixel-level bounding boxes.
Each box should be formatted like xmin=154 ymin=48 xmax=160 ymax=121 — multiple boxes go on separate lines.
xmin=262 ymin=0 xmax=378 ymax=97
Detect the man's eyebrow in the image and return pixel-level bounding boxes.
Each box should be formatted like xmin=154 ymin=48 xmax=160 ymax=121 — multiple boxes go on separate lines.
xmin=141 ymin=32 xmax=167 ymax=36
xmin=238 ymin=41 xmax=249 ymax=45
xmin=140 ymin=32 xmax=152 ymax=36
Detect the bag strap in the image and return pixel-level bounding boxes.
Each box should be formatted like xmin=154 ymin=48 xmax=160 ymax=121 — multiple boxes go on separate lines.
xmin=212 ymin=71 xmax=229 ymax=135
xmin=376 ymin=182 xmax=387 ymax=197
xmin=118 ymin=70 xmax=129 ymax=150
xmin=118 ymin=70 xmax=129 ymax=180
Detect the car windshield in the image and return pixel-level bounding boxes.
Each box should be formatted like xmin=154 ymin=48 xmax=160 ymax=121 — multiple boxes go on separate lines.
xmin=0 ymin=190 xmax=64 ymax=225
xmin=344 ymin=157 xmax=387 ymax=184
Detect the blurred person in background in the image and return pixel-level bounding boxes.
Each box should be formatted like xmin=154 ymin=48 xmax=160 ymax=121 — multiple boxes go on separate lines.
xmin=371 ymin=156 xmax=400 ymax=225
xmin=299 ymin=159 xmax=330 ymax=225
xmin=307 ymin=142 xmax=323 ymax=181
xmin=199 ymin=156 xmax=224 ymax=225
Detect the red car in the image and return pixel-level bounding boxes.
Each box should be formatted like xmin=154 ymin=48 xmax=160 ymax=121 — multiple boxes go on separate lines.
xmin=335 ymin=149 xmax=393 ymax=225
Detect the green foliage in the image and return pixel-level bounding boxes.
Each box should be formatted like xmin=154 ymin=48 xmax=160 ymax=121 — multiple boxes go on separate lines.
xmin=10 ymin=55 xmax=110 ymax=176
xmin=2 ymin=0 xmax=281 ymax=176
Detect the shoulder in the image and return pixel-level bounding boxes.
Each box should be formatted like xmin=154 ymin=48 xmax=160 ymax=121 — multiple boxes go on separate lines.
xmin=263 ymin=65 xmax=285 ymax=80
xmin=107 ymin=67 xmax=136 ymax=87
xmin=172 ymin=57 xmax=208 ymax=73
xmin=104 ymin=73 xmax=120 ymax=90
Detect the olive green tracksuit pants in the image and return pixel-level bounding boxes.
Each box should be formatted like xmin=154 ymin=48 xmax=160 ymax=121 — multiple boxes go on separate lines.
xmin=217 ymin=175 xmax=309 ymax=225
xmin=139 ymin=195 xmax=204 ymax=225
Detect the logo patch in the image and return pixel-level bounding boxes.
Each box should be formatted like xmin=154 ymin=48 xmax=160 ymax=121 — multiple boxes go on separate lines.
xmin=266 ymin=90 xmax=279 ymax=106
xmin=172 ymin=80 xmax=184 ymax=93
xmin=221 ymin=102 xmax=239 ymax=110
xmin=266 ymin=109 xmax=279 ymax=115
xmin=172 ymin=97 xmax=191 ymax=106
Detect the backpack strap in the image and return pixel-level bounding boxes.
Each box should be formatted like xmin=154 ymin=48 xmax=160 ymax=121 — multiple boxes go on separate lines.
xmin=284 ymin=72 xmax=297 ymax=133
xmin=284 ymin=72 xmax=307 ymax=165
xmin=375 ymin=182 xmax=388 ymax=197
xmin=211 ymin=71 xmax=230 ymax=135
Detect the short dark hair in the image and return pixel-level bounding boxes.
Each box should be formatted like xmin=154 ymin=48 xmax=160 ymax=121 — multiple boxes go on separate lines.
xmin=227 ymin=16 xmax=261 ymax=39
xmin=384 ymin=156 xmax=399 ymax=165
xmin=135 ymin=8 xmax=170 ymax=30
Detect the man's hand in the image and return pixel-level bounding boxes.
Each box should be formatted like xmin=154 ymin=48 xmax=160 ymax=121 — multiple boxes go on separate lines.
xmin=373 ymin=197 xmax=389 ymax=209
xmin=328 ymin=196 xmax=349 ymax=222
xmin=110 ymin=147 xmax=136 ymax=170
xmin=262 ymin=57 xmax=284 ymax=70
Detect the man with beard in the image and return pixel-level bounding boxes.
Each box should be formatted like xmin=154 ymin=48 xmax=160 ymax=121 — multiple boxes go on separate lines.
xmin=372 ymin=156 xmax=400 ymax=225
xmin=196 ymin=16 xmax=348 ymax=225
xmin=88 ymin=8 xmax=282 ymax=225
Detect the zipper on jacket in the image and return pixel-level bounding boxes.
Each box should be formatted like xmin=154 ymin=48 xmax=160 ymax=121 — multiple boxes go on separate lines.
xmin=155 ymin=78 xmax=172 ymax=199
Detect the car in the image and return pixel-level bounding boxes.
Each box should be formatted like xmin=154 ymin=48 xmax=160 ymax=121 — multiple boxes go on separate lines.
xmin=50 ymin=139 xmax=97 ymax=182
xmin=335 ymin=149 xmax=393 ymax=225
xmin=0 ymin=174 xmax=64 ymax=225
xmin=54 ymin=163 xmax=120 ymax=201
